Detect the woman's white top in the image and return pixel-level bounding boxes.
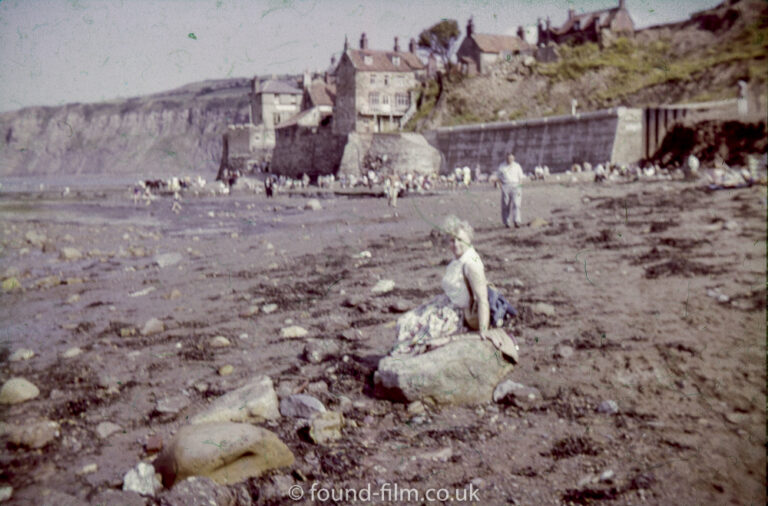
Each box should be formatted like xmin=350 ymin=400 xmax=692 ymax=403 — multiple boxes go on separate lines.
xmin=441 ymin=247 xmax=483 ymax=308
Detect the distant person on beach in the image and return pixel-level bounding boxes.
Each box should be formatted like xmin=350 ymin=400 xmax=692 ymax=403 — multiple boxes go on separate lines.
xmin=391 ymin=216 xmax=511 ymax=356
xmin=496 ymin=153 xmax=524 ymax=228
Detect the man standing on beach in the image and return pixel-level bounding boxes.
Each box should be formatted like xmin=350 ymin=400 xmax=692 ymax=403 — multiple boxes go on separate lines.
xmin=496 ymin=153 xmax=524 ymax=228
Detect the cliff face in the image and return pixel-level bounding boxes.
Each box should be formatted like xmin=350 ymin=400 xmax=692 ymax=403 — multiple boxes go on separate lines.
xmin=0 ymin=78 xmax=253 ymax=177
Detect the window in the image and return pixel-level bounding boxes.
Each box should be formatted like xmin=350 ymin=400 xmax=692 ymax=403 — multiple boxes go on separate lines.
xmin=396 ymin=93 xmax=409 ymax=107
xmin=368 ymin=92 xmax=379 ymax=106
xmin=273 ymin=113 xmax=281 ymax=125
xmin=370 ymin=74 xmax=376 ymax=84
xmin=384 ymin=75 xmax=389 ymax=85
xmin=364 ymin=55 xmax=373 ymax=65
xmin=392 ymin=55 xmax=400 ymax=66
xmin=382 ymin=94 xmax=390 ymax=105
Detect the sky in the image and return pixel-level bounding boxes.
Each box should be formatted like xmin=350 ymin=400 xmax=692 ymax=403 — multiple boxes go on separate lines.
xmin=0 ymin=0 xmax=723 ymax=113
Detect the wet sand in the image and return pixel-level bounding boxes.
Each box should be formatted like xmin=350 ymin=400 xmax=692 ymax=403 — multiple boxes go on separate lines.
xmin=0 ymin=177 xmax=765 ymax=504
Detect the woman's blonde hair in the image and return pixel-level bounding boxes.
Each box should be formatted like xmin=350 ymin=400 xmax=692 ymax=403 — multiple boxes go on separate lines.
xmin=441 ymin=215 xmax=473 ymax=244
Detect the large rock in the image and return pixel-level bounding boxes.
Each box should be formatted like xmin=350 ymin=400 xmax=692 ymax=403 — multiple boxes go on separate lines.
xmin=279 ymin=394 xmax=326 ymax=419
xmin=190 ymin=376 xmax=280 ymax=425
xmin=0 ymin=377 xmax=40 ymax=404
xmin=7 ymin=419 xmax=60 ymax=449
xmin=154 ymin=422 xmax=294 ymax=487
xmin=373 ymin=337 xmax=514 ymax=405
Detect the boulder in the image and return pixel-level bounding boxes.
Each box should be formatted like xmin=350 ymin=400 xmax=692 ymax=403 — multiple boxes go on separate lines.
xmin=190 ymin=376 xmax=280 ymax=425
xmin=154 ymin=422 xmax=294 ymax=486
xmin=279 ymin=394 xmax=326 ymax=419
xmin=0 ymin=377 xmax=40 ymax=404
xmin=374 ymin=337 xmax=514 ymax=405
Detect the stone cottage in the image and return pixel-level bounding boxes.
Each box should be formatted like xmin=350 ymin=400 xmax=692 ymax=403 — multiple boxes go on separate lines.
xmin=332 ymin=33 xmax=427 ymax=135
xmin=456 ymin=18 xmax=533 ymax=75
xmin=537 ymin=0 xmax=634 ymax=46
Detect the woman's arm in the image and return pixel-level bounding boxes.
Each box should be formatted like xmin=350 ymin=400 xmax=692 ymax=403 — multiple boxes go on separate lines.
xmin=464 ymin=261 xmax=490 ymax=337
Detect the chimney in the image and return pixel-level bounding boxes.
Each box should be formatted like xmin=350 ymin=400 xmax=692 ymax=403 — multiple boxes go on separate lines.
xmin=517 ymin=26 xmax=524 ymax=39
xmin=394 ymin=36 xmax=400 ymax=52
xmin=409 ymin=37 xmax=416 ymax=53
xmin=618 ymin=0 xmax=626 ymax=9
xmin=303 ymin=70 xmax=311 ymax=90
xmin=343 ymin=35 xmax=349 ymax=52
xmin=568 ymin=9 xmax=575 ymax=20
xmin=324 ymin=71 xmax=329 ymax=84
xmin=467 ymin=17 xmax=474 ymax=37
xmin=546 ymin=16 xmax=551 ymax=29
xmin=360 ymin=32 xmax=368 ymax=50
xmin=330 ymin=55 xmax=336 ymax=66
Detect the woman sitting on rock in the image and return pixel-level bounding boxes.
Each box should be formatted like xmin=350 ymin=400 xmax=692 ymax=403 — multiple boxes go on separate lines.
xmin=392 ymin=215 xmax=509 ymax=356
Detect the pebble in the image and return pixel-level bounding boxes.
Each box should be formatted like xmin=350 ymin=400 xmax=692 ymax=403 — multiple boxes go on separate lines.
xmin=280 ymin=326 xmax=308 ymax=339
xmin=597 ymin=399 xmax=619 ymax=414
xmin=239 ymin=305 xmax=259 ymax=317
xmin=7 ymin=419 xmax=60 ymax=448
xmin=155 ymin=252 xmax=182 ymax=268
xmin=305 ymin=199 xmax=322 ymax=211
xmin=120 ymin=327 xmax=137 ymax=338
xmin=371 ymin=279 xmax=395 ymax=294
xmin=0 ymin=486 xmax=11 ymax=502
xmin=209 ymin=336 xmax=231 ymax=347
xmin=59 ymin=247 xmax=83 ymax=260
xmin=96 ymin=421 xmax=122 ymax=439
xmin=419 ymin=447 xmax=452 ymax=461
xmin=61 ymin=346 xmax=83 ymax=359
xmin=77 ymin=463 xmax=98 ymax=475
xmin=512 ymin=278 xmax=525 ymax=288
xmin=262 ymin=303 xmax=278 ymax=314
xmin=565 ymin=265 xmax=576 ymax=273
xmin=66 ymin=293 xmax=80 ymax=304
xmin=168 ymin=288 xmax=182 ymax=300
xmin=532 ymin=302 xmax=556 ymax=317
xmin=123 ymin=462 xmax=162 ymax=497
xmin=600 ymin=469 xmax=615 ymax=482
xmin=0 ymin=378 xmax=40 ymax=404
xmin=218 ymin=365 xmax=234 ymax=376
xmin=9 ymin=349 xmax=34 ymax=362
xmin=144 ymin=434 xmax=163 ymax=453
xmin=141 ymin=317 xmax=164 ymax=336
xmin=555 ymin=344 xmax=574 ymax=359
xmin=2 ymin=277 xmax=21 ymax=292
xmin=407 ymin=401 xmax=426 ymax=416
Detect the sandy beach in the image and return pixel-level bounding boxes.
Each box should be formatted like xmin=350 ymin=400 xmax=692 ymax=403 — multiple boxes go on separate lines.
xmin=0 ymin=176 xmax=765 ymax=504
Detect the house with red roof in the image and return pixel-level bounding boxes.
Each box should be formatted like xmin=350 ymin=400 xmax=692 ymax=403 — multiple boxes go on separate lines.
xmin=456 ymin=18 xmax=533 ymax=75
xmin=333 ymin=33 xmax=427 ymax=134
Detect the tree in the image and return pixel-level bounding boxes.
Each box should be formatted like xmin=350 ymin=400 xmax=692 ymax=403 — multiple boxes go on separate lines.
xmin=418 ymin=19 xmax=461 ymax=70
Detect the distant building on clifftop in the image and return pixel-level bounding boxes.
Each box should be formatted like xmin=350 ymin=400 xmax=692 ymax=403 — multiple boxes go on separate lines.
xmin=456 ymin=17 xmax=533 ymax=75
xmin=538 ymin=0 xmax=634 ymax=46
xmin=332 ymin=33 xmax=426 ymax=135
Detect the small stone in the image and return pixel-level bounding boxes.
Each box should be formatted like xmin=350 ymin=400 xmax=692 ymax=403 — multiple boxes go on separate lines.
xmin=303 ymin=339 xmax=340 ymax=363
xmin=279 ymin=394 xmax=327 ymax=418
xmin=122 ymin=462 xmax=162 ymax=497
xmin=96 ymin=421 xmax=122 ymax=439
xmin=210 ymin=336 xmax=231 ymax=347
xmin=419 ymin=447 xmax=452 ymax=461
xmin=723 ymin=220 xmax=739 ymax=231
xmin=493 ymin=380 xmax=542 ymax=409
xmin=305 ymin=199 xmax=322 ymax=211
xmin=77 ymin=463 xmax=98 ymax=475
xmin=309 ymin=411 xmax=344 ymax=444
xmin=532 ymin=302 xmax=555 ymax=316
xmin=59 ymin=247 xmax=83 ymax=260
xmin=1 ymin=277 xmax=21 ymax=292
xmin=555 ymin=344 xmax=574 ymax=359
xmin=371 ymin=279 xmax=395 ymax=294
xmin=120 ymin=327 xmax=137 ymax=338
xmin=218 ymin=365 xmax=234 ymax=376
xmin=168 ymin=288 xmax=182 ymax=300
xmin=0 ymin=378 xmax=40 ymax=404
xmin=280 ymin=325 xmax=308 ymax=339
xmin=565 ymin=266 xmax=576 ymax=273
xmin=141 ymin=318 xmax=164 ymax=336
xmin=529 ymin=217 xmax=549 ymax=228
xmin=9 ymin=349 xmax=34 ymax=362
xmin=338 ymin=328 xmax=364 ymax=341
xmin=129 ymin=286 xmax=156 ymax=297
xmin=7 ymin=419 xmax=60 ymax=449
xmin=66 ymin=293 xmax=80 ymax=304
xmin=25 ymin=230 xmax=46 ymax=247
xmin=155 ymin=252 xmax=182 ymax=268
xmin=262 ymin=303 xmax=278 ymax=314
xmin=36 ymin=275 xmax=61 ymax=289
xmin=725 ymin=412 xmax=748 ymax=424
xmin=62 ymin=347 xmax=82 ymax=358
xmin=512 ymin=278 xmax=525 ymax=288
xmin=239 ymin=305 xmax=259 ymax=317
xmin=599 ymin=469 xmax=615 ymax=482
xmin=307 ymin=381 xmax=328 ymax=394
xmin=407 ymin=401 xmax=426 ymax=416
xmin=156 ymin=395 xmax=189 ymax=415
xmin=388 ymin=299 xmax=410 ymax=313
xmin=716 ymin=294 xmax=730 ymax=303
xmin=597 ymin=399 xmax=619 ymax=414
xmin=145 ymin=434 xmax=163 ymax=453
xmin=0 ymin=486 xmax=11 ymax=502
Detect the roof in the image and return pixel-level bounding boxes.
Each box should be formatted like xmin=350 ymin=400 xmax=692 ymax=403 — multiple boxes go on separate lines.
xmin=470 ymin=33 xmax=531 ymax=54
xmin=276 ymin=108 xmax=332 ymax=129
xmin=555 ymin=7 xmax=619 ymax=35
xmin=257 ymin=79 xmax=302 ymax=95
xmin=344 ymin=49 xmax=425 ymax=72
xmin=307 ymin=80 xmax=336 ymax=107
